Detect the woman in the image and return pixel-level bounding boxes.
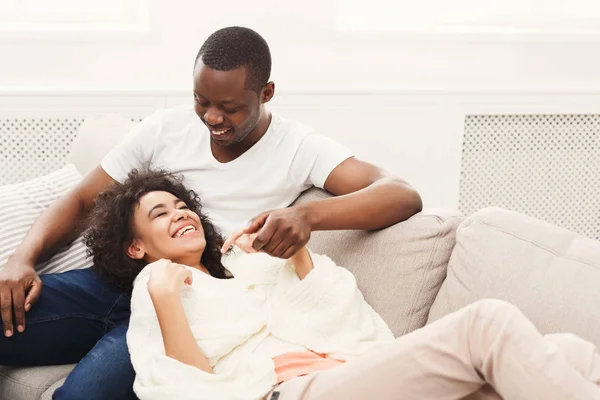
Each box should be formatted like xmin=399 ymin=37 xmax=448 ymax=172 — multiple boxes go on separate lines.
xmin=84 ymin=169 xmax=600 ymax=400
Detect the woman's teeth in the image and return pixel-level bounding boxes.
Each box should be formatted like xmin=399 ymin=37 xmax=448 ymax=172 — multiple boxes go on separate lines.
xmin=174 ymin=225 xmax=196 ymax=238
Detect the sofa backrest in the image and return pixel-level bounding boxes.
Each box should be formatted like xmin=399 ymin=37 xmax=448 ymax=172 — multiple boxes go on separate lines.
xmin=294 ymin=188 xmax=463 ymax=337
xmin=429 ymin=207 xmax=600 ymax=347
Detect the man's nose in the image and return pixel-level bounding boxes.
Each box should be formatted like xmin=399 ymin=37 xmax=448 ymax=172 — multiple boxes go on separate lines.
xmin=204 ymin=107 xmax=224 ymax=126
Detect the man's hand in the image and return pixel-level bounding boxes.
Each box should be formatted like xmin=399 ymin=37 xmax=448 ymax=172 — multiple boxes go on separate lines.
xmin=242 ymin=207 xmax=312 ymax=259
xmin=0 ymin=258 xmax=43 ymax=337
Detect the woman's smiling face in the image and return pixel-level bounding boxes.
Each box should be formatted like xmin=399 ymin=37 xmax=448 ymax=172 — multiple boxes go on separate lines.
xmin=127 ymin=191 xmax=207 ymax=266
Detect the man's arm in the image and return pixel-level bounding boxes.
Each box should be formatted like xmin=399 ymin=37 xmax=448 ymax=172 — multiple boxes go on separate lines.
xmin=10 ymin=166 xmax=115 ymax=264
xmin=0 ymin=166 xmax=115 ymax=336
xmin=305 ymin=157 xmax=422 ymax=231
xmin=246 ymin=157 xmax=422 ymax=258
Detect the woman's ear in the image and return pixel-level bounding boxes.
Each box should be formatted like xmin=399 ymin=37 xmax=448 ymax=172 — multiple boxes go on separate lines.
xmin=126 ymin=238 xmax=146 ymax=260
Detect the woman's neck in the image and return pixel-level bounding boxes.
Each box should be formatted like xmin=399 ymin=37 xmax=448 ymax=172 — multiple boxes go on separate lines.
xmin=182 ymin=259 xmax=208 ymax=275
xmin=195 ymin=263 xmax=210 ymax=275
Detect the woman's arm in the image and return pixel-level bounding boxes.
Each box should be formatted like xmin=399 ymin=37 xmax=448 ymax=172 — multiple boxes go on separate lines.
xmin=147 ymin=259 xmax=213 ymax=374
xmin=289 ymin=246 xmax=313 ymax=280
xmin=222 ymin=232 xmax=313 ymax=280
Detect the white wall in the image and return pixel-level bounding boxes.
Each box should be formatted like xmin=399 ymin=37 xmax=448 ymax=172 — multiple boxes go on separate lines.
xmin=2 ymin=0 xmax=600 ymax=209
xmin=3 ymin=0 xmax=600 ymax=92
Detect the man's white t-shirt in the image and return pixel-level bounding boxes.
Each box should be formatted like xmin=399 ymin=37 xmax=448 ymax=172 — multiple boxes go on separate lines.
xmin=101 ymin=105 xmax=353 ymax=236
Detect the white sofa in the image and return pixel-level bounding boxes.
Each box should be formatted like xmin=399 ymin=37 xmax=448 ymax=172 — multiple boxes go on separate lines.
xmin=1 ymin=115 xmax=599 ymax=399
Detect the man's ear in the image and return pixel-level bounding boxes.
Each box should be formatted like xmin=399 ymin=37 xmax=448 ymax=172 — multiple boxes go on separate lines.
xmin=126 ymin=238 xmax=146 ymax=260
xmin=261 ymin=81 xmax=275 ymax=104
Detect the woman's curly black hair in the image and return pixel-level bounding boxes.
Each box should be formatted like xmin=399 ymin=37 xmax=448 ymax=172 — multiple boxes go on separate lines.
xmin=84 ymin=168 xmax=230 ymax=294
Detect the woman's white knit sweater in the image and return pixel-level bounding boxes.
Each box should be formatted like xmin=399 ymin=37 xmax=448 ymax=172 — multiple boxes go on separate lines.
xmin=127 ymin=251 xmax=394 ymax=400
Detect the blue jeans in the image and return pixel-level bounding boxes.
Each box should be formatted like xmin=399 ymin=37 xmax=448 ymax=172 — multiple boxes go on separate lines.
xmin=0 ymin=268 xmax=136 ymax=400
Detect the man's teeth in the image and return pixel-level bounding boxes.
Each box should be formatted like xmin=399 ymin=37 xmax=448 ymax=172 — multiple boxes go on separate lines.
xmin=212 ymin=128 xmax=230 ymax=136
xmin=174 ymin=225 xmax=196 ymax=238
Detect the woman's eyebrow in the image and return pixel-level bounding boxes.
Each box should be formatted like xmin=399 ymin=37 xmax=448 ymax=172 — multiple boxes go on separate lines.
xmin=147 ymin=204 xmax=165 ymax=218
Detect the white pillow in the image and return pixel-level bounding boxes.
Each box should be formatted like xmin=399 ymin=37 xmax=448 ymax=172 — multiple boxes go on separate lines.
xmin=0 ymin=164 xmax=92 ymax=274
xmin=67 ymin=114 xmax=137 ymax=176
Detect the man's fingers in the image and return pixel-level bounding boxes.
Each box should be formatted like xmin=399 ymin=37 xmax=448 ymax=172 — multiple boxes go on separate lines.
xmin=263 ymin=237 xmax=286 ymax=257
xmin=243 ymin=212 xmax=270 ymax=234
xmin=261 ymin=225 xmax=287 ymax=255
xmin=0 ymin=286 xmax=13 ymax=337
xmin=221 ymin=230 xmax=244 ymax=253
xmin=281 ymin=244 xmax=300 ymax=260
xmin=270 ymin=239 xmax=292 ymax=258
xmin=11 ymin=286 xmax=26 ymax=333
xmin=24 ymin=279 xmax=43 ymax=311
xmin=252 ymin=217 xmax=277 ymax=251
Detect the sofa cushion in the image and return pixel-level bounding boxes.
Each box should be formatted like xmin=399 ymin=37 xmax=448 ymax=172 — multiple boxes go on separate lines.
xmin=67 ymin=114 xmax=136 ymax=177
xmin=294 ymin=188 xmax=463 ymax=337
xmin=0 ymin=364 xmax=74 ymax=400
xmin=0 ymin=164 xmax=92 ymax=274
xmin=41 ymin=378 xmax=67 ymax=400
xmin=428 ymin=207 xmax=600 ymax=347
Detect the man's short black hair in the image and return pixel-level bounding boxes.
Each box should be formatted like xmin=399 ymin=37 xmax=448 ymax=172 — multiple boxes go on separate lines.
xmin=195 ymin=26 xmax=272 ymax=94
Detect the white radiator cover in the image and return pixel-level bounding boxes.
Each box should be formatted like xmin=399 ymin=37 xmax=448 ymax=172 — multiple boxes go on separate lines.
xmin=460 ymin=114 xmax=600 ymax=241
xmin=0 ymin=117 xmax=85 ymax=185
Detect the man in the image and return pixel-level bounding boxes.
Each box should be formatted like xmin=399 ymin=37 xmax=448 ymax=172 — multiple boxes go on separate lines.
xmin=0 ymin=27 xmax=422 ymax=399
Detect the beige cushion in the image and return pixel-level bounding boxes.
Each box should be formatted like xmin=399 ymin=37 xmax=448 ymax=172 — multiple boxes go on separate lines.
xmin=428 ymin=207 xmax=600 ymax=347
xmin=40 ymin=378 xmax=66 ymax=400
xmin=0 ymin=364 xmax=74 ymax=400
xmin=295 ymin=188 xmax=463 ymax=337
xmin=67 ymin=114 xmax=136 ymax=176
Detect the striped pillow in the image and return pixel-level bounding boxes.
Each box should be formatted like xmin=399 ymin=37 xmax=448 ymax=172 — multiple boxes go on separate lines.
xmin=0 ymin=164 xmax=92 ymax=274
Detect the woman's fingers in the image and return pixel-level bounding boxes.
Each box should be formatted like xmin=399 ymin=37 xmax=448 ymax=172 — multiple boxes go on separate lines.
xmin=221 ymin=230 xmax=244 ymax=253
xmin=182 ymin=269 xmax=193 ymax=286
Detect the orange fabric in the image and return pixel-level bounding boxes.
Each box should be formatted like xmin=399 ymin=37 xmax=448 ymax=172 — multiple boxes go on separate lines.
xmin=272 ymin=351 xmax=344 ymax=384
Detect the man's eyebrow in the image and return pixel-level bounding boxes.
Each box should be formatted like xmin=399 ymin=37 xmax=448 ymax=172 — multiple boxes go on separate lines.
xmin=147 ymin=204 xmax=165 ymax=218
xmin=193 ymin=92 xmax=238 ymax=105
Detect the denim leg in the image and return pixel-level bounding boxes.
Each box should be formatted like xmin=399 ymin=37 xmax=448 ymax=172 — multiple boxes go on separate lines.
xmin=0 ymin=268 xmax=130 ymax=365
xmin=54 ymin=320 xmax=138 ymax=400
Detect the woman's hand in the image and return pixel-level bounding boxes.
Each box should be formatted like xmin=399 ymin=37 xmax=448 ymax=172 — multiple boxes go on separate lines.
xmin=145 ymin=259 xmax=213 ymax=374
xmin=221 ymin=231 xmax=259 ymax=254
xmin=147 ymin=259 xmax=193 ymax=298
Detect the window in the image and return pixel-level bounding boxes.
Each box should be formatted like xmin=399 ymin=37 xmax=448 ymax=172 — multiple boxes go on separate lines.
xmin=0 ymin=0 xmax=149 ymax=34
xmin=335 ymin=0 xmax=600 ymax=37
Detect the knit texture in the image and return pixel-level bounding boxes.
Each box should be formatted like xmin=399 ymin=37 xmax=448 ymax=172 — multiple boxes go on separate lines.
xmin=127 ymin=251 xmax=394 ymax=400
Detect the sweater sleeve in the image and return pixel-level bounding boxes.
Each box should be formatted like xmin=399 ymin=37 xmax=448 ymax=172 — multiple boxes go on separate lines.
xmin=268 ymin=252 xmax=394 ymax=360
xmin=126 ymin=265 xmax=276 ymax=400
